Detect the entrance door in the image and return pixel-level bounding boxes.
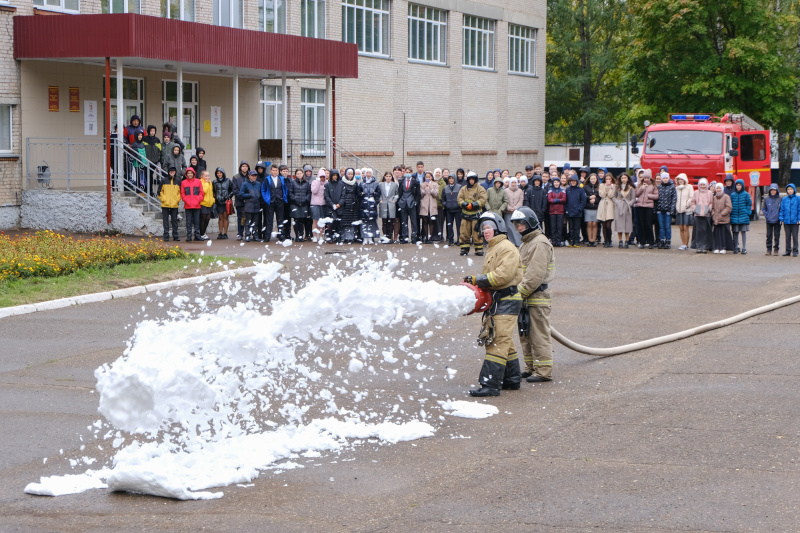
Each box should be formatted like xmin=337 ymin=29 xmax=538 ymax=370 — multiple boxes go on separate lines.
xmin=103 ymin=76 xmax=145 ymax=134
xmin=162 ymin=80 xmax=199 ymax=151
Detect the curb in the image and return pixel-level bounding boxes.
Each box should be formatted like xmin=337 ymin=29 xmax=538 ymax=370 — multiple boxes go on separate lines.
xmin=0 ymin=266 xmax=259 ymax=319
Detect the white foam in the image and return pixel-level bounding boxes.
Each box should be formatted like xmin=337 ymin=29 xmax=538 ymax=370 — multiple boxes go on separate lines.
xmin=439 ymin=400 xmax=499 ymax=419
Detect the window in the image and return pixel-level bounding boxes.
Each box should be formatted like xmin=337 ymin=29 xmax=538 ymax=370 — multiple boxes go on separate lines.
xmin=162 ymin=80 xmax=199 ymax=150
xmin=463 ymin=15 xmax=495 ymax=70
xmin=342 ymin=0 xmax=390 ymax=57
xmin=102 ymin=0 xmax=141 ymax=13
xmin=508 ymin=24 xmax=536 ymax=75
xmin=102 ymin=77 xmax=145 ymax=132
xmin=408 ymin=4 xmax=446 ymax=64
xmin=644 ymin=130 xmax=723 ymax=155
xmin=33 ymin=0 xmax=80 ymax=12
xmin=259 ymin=0 xmax=286 ymax=33
xmin=261 ymin=86 xmax=284 ymax=140
xmin=0 ymin=105 xmax=11 ymax=153
xmin=301 ymin=0 xmax=326 ymax=38
xmin=214 ymin=0 xmax=243 ymax=28
xmin=161 ymin=0 xmax=195 ymax=22
xmin=301 ymin=89 xmax=326 ymax=155
xmin=740 ymin=134 xmax=768 ymax=161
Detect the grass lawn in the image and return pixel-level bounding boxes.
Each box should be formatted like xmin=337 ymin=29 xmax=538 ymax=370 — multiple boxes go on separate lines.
xmin=0 ymin=254 xmax=251 ymax=307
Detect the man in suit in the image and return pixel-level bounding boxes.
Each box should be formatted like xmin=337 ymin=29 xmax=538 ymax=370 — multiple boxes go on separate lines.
xmin=411 ymin=161 xmax=426 ymax=238
xmin=397 ymin=165 xmax=421 ymax=243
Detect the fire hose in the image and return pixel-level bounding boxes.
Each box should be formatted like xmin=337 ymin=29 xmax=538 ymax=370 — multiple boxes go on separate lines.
xmin=462 ymin=283 xmax=800 ymax=357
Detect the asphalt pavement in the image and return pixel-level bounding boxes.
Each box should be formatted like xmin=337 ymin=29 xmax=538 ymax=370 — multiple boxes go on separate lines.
xmin=1 ymin=221 xmax=799 ymax=532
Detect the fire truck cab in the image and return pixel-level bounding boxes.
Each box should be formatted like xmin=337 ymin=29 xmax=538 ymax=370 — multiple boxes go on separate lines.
xmin=633 ymin=113 xmax=770 ymax=218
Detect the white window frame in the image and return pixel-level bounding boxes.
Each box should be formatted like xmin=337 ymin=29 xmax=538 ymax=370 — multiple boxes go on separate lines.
xmin=259 ymin=0 xmax=287 ymax=33
xmin=463 ymin=15 xmax=495 ymax=70
xmin=33 ymin=0 xmax=80 ymax=13
xmin=0 ymin=105 xmax=12 ymax=154
xmin=162 ymin=0 xmax=195 ymax=22
xmin=102 ymin=76 xmax=146 ymax=132
xmin=408 ymin=3 xmax=447 ymax=64
xmin=301 ymin=0 xmax=326 ymax=39
xmin=508 ymin=24 xmax=536 ymax=75
xmin=102 ymin=0 xmax=141 ymax=14
xmin=260 ymin=86 xmax=284 ymax=140
xmin=214 ymin=0 xmax=243 ymax=29
xmin=342 ymin=0 xmax=391 ymax=58
xmin=300 ymin=88 xmax=326 ymax=156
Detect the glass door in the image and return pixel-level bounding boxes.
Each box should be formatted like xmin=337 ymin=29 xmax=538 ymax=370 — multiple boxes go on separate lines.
xmin=162 ymin=80 xmax=199 ymax=151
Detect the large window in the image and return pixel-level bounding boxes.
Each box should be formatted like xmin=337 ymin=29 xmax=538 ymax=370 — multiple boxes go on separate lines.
xmin=301 ymin=89 xmax=326 ymax=155
xmin=162 ymin=0 xmax=195 ymax=21
xmin=259 ymin=0 xmax=286 ymax=33
xmin=740 ymin=134 xmax=768 ymax=161
xmin=508 ymin=24 xmax=536 ymax=75
xmin=342 ymin=0 xmax=390 ymax=57
xmin=213 ymin=0 xmax=243 ymax=28
xmin=408 ymin=4 xmax=446 ymax=64
xmin=102 ymin=77 xmax=145 ymax=133
xmin=463 ymin=15 xmax=495 ymax=70
xmin=162 ymin=80 xmax=199 ymax=151
xmin=644 ymin=130 xmax=723 ymax=155
xmin=0 ymin=105 xmax=11 ymax=153
xmin=261 ymin=86 xmax=284 ymax=140
xmin=102 ymin=0 xmax=141 ymax=13
xmin=33 ymin=0 xmax=80 ymax=12
xmin=301 ymin=0 xmax=326 ymax=38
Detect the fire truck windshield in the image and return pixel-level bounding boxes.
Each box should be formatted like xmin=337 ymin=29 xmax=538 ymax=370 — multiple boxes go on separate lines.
xmin=645 ymin=130 xmax=723 ymax=155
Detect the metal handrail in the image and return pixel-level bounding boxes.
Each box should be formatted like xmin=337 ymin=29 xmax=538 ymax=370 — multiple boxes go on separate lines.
xmin=331 ymin=140 xmax=382 ymax=178
xmin=116 ymin=138 xmax=166 ymax=212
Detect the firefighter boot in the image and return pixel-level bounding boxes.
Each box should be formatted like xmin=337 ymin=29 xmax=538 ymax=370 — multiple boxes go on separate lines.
xmin=501 ymin=358 xmax=522 ymax=390
xmin=470 ymin=360 xmax=504 ymax=396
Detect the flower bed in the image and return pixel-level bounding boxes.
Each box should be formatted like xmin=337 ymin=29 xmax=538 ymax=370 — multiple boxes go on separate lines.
xmin=0 ymin=231 xmax=188 ymax=282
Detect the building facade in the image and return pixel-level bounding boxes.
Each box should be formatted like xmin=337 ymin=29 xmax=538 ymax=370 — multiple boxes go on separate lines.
xmin=1 ymin=0 xmax=545 ymax=229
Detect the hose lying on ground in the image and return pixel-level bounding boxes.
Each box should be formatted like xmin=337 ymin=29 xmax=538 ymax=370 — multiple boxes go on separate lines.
xmin=550 ymin=293 xmax=800 ymax=357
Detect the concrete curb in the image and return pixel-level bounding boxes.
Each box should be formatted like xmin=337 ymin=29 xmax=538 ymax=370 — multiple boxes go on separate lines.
xmin=0 ymin=266 xmax=258 ymax=319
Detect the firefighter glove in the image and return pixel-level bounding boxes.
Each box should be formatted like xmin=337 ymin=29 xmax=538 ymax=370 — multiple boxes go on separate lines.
xmin=463 ymin=275 xmax=477 ymax=285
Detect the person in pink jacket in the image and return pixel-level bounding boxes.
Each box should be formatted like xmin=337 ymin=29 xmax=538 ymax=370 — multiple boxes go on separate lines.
xmin=310 ymin=169 xmax=328 ymax=243
xmin=634 ymin=169 xmax=659 ymax=248
xmin=180 ymin=167 xmax=204 ymax=241
xmin=691 ymin=178 xmax=714 ymax=253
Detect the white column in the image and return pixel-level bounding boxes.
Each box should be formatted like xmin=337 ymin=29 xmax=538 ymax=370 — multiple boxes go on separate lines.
xmin=233 ymin=70 xmax=239 ymax=173
xmin=326 ymin=75 xmax=331 ymax=170
xmin=177 ymin=62 xmax=184 ymax=149
xmin=281 ymin=72 xmax=287 ymax=166
xmin=115 ymin=58 xmax=123 ymax=186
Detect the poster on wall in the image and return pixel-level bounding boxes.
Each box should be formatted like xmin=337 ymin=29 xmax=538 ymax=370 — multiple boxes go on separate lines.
xmin=84 ymin=100 xmax=98 ymax=136
xmin=48 ymin=86 xmax=59 ymax=112
xmin=210 ymin=106 xmax=221 ymax=137
xmin=69 ymin=88 xmax=80 ymax=112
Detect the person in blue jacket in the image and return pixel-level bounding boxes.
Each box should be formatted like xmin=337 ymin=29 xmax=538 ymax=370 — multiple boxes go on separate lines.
xmin=761 ymin=183 xmax=782 ymax=255
xmin=261 ymin=163 xmax=289 ymax=242
xmin=779 ymin=183 xmax=800 ymax=256
xmin=240 ymin=170 xmax=264 ymax=242
xmin=729 ymin=179 xmax=752 ymax=254
xmin=564 ymin=175 xmax=587 ymax=247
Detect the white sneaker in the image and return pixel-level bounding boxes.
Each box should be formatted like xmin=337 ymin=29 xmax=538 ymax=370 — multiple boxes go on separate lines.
xmin=720 ymin=249 xmax=726 ymax=254
xmin=713 ymin=249 xmax=720 ymax=254
xmin=679 ymin=245 xmax=687 ymax=250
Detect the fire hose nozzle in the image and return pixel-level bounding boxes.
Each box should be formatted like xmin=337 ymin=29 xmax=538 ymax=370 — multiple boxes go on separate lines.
xmin=461 ymin=282 xmax=492 ymax=315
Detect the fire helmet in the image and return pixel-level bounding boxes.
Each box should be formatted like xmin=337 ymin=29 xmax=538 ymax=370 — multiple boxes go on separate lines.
xmin=510 ymin=206 xmax=541 ymax=235
xmin=479 ymin=211 xmax=506 ymax=235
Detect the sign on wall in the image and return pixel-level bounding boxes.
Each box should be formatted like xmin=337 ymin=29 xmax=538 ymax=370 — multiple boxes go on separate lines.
xmin=48 ymin=86 xmax=59 ymax=112
xmin=69 ymin=88 xmax=80 ymax=112
xmin=210 ymin=106 xmax=221 ymax=137
xmin=84 ymin=100 xmax=98 ymax=136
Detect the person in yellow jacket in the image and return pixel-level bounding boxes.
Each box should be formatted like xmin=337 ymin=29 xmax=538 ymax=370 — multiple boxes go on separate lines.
xmin=464 ymin=211 xmax=523 ymax=396
xmin=511 ymin=206 xmax=555 ymax=382
xmin=157 ymin=165 xmax=182 ymax=242
xmin=457 ymin=171 xmax=488 ymax=256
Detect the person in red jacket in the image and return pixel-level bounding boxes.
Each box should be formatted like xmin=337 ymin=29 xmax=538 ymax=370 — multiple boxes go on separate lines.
xmin=180 ymin=168 xmax=204 ymax=241
xmin=546 ymin=176 xmax=566 ymax=246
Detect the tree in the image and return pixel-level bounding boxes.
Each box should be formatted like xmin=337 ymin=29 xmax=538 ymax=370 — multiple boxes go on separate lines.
xmin=626 ymin=0 xmax=799 ymax=185
xmin=546 ymin=0 xmax=631 ymax=165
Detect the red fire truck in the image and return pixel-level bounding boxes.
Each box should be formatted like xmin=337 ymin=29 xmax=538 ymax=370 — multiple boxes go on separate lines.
xmin=632 ymin=113 xmax=770 ymax=217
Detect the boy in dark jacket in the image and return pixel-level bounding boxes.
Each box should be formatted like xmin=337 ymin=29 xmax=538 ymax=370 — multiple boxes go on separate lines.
xmin=655 ymin=173 xmax=677 ymax=248
xmin=196 ymin=147 xmax=207 ymax=174
xmin=761 ymin=183 xmax=781 ymax=255
xmin=240 ymin=170 xmax=264 ymax=242
xmin=261 ymin=163 xmax=289 ymax=242
xmin=547 ymin=176 xmax=566 ymax=246
xmin=564 ymin=175 xmax=586 ymax=247
xmin=232 ymin=161 xmax=250 ymax=240
xmin=441 ymin=174 xmax=462 ymax=245
xmin=523 ymin=175 xmax=548 ymax=225
xmin=180 ymin=168 xmax=204 ymax=241
xmin=213 ymin=167 xmax=234 ymax=239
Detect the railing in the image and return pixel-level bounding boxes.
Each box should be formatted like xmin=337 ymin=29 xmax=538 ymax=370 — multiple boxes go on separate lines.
xmin=281 ymin=139 xmax=383 ymax=178
xmin=331 ymin=140 xmax=381 ymax=178
xmin=26 ymin=137 xmax=165 ymax=212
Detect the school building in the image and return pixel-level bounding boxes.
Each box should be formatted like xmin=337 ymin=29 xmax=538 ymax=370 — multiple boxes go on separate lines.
xmin=0 ymin=0 xmax=545 ymax=233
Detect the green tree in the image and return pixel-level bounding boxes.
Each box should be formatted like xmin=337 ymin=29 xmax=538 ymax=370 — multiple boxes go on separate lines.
xmin=546 ymin=0 xmax=631 ymax=165
xmin=626 ymin=0 xmax=799 ymax=185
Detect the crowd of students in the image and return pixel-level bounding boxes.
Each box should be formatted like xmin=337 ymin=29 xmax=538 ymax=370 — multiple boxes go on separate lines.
xmin=148 ymin=147 xmax=800 ymax=255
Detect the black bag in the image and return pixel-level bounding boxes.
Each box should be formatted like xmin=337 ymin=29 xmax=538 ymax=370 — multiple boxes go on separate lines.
xmin=518 ymin=307 xmax=530 ymax=337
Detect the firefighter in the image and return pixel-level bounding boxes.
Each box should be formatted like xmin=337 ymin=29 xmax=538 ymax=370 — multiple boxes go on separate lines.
xmin=464 ymin=211 xmax=523 ymax=396
xmin=457 ymin=171 xmax=489 ymax=256
xmin=511 ymin=206 xmax=555 ymax=382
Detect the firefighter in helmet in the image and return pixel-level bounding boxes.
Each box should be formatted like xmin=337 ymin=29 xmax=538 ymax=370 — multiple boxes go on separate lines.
xmin=457 ymin=171 xmax=489 ymax=256
xmin=463 ymin=211 xmax=523 ymax=396
xmin=511 ymin=206 xmax=555 ymax=382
